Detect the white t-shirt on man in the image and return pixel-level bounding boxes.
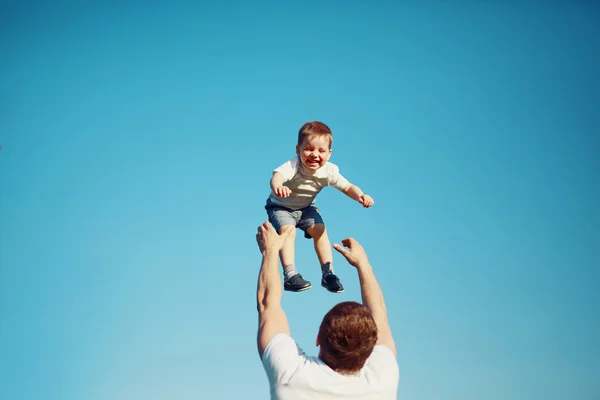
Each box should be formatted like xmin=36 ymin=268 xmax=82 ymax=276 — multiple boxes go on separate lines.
xmin=262 ymin=334 xmax=399 ymax=400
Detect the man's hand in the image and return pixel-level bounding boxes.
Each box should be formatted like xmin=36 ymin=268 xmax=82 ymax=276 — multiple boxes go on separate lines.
xmin=274 ymin=186 xmax=292 ymax=198
xmin=256 ymin=221 xmax=293 ymax=254
xmin=333 ymin=238 xmax=370 ymax=268
xmin=358 ymin=194 xmax=374 ymax=208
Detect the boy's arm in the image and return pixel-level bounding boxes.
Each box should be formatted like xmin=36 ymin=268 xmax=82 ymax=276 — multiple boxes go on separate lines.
xmin=270 ymin=172 xmax=286 ymax=192
xmin=326 ymin=163 xmax=373 ymax=207
xmin=270 ymin=160 xmax=297 ymax=198
xmin=271 ymin=172 xmax=291 ymax=198
xmin=343 ymin=184 xmax=374 ymax=208
xmin=342 ymin=184 xmax=363 ymax=201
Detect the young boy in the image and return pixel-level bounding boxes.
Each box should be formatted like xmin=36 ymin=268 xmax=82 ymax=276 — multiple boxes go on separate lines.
xmin=265 ymin=121 xmax=374 ymax=293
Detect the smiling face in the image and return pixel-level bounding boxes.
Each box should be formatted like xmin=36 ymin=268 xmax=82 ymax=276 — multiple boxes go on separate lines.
xmin=296 ymin=134 xmax=332 ymax=171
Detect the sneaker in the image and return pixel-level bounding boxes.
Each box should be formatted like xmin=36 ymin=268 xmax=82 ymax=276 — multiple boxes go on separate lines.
xmin=284 ymin=273 xmax=312 ymax=292
xmin=321 ymin=274 xmax=344 ymax=293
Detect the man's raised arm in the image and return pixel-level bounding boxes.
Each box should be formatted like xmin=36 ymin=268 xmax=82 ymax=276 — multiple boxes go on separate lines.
xmin=333 ymin=238 xmax=396 ymax=357
xmin=256 ymin=222 xmax=293 ymax=358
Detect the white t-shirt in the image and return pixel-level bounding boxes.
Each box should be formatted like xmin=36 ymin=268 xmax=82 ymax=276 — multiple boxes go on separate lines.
xmin=268 ymin=158 xmax=351 ymax=210
xmin=262 ymin=334 xmax=399 ymax=400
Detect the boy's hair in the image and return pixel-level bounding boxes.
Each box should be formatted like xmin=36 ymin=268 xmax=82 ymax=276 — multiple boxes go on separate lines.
xmin=317 ymin=301 xmax=378 ymax=374
xmin=298 ymin=121 xmax=333 ymax=148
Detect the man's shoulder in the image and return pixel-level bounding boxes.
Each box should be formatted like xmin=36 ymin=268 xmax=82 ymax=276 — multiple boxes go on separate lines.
xmin=262 ymin=334 xmax=296 ymax=356
xmin=262 ymin=334 xmax=305 ymax=366
xmin=262 ymin=334 xmax=312 ymax=387
xmin=370 ymin=345 xmax=397 ymax=361
xmin=366 ymin=345 xmax=399 ymax=379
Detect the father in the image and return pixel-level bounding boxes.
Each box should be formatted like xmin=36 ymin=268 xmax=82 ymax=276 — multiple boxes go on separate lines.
xmin=256 ymin=221 xmax=399 ymax=399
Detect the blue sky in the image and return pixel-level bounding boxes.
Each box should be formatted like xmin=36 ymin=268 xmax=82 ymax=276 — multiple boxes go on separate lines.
xmin=1 ymin=1 xmax=599 ymax=399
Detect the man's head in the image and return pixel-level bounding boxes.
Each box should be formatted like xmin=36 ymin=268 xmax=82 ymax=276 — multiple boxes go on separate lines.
xmin=296 ymin=121 xmax=333 ymax=171
xmin=317 ymin=301 xmax=378 ymax=374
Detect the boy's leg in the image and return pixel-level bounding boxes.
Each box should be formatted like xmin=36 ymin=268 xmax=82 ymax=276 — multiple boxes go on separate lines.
xmin=265 ymin=199 xmax=312 ymax=292
xmin=278 ymin=224 xmax=311 ymax=291
xmin=278 ymin=224 xmax=296 ymax=271
xmin=305 ymin=223 xmax=333 ymax=269
xmin=305 ymin=223 xmax=343 ymax=293
xmin=277 ymin=224 xmax=302 ymax=282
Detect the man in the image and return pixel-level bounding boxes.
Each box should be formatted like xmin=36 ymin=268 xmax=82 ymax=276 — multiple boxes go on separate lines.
xmin=256 ymin=221 xmax=399 ymax=399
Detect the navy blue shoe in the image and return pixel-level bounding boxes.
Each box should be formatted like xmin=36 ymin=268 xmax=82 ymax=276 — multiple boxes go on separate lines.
xmin=321 ymin=274 xmax=344 ymax=293
xmin=284 ymin=274 xmax=312 ymax=292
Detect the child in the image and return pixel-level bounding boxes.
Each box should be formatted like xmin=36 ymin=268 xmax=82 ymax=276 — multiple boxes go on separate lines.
xmin=265 ymin=121 xmax=374 ymax=293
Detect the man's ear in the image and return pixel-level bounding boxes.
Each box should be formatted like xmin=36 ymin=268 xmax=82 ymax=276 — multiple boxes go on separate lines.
xmin=316 ymin=336 xmax=320 ymax=347
xmin=296 ymin=144 xmax=300 ymax=157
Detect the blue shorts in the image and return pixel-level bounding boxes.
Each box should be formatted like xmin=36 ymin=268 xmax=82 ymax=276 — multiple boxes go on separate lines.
xmin=265 ymin=199 xmax=324 ymax=239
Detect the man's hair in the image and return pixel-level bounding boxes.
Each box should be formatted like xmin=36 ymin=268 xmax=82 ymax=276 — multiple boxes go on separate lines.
xmin=298 ymin=121 xmax=333 ymax=148
xmin=317 ymin=301 xmax=378 ymax=374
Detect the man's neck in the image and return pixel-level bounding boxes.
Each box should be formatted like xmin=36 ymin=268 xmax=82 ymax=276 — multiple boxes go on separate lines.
xmin=318 ymin=356 xmax=361 ymax=376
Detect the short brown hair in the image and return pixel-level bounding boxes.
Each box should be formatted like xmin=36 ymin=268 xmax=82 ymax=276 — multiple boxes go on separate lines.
xmin=298 ymin=121 xmax=333 ymax=148
xmin=317 ymin=301 xmax=378 ymax=374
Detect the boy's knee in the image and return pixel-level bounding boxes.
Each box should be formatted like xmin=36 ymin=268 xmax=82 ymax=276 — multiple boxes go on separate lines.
xmin=279 ymin=224 xmax=296 ymax=237
xmin=307 ymin=223 xmax=326 ymax=238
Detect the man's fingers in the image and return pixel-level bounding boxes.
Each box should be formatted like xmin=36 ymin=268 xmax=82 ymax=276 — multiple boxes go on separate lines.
xmin=256 ymin=233 xmax=262 ymax=248
xmin=341 ymin=238 xmax=355 ymax=247
xmin=280 ymin=225 xmax=294 ymax=237
xmin=333 ymin=243 xmax=343 ymax=252
xmin=258 ymin=221 xmax=274 ymax=236
xmin=333 ymin=243 xmax=349 ymax=256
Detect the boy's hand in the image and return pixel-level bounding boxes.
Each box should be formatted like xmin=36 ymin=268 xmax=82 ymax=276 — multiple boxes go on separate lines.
xmin=274 ymin=186 xmax=292 ymax=198
xmin=359 ymin=194 xmax=374 ymax=208
xmin=333 ymin=238 xmax=370 ymax=269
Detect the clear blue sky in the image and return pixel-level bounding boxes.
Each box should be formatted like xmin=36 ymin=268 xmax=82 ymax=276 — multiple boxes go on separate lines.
xmin=1 ymin=1 xmax=599 ymax=399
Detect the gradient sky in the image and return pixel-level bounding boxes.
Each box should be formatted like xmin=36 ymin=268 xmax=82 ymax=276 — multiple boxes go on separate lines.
xmin=1 ymin=1 xmax=599 ymax=399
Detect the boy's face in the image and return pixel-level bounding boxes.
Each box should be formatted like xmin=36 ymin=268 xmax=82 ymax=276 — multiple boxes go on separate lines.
xmin=296 ymin=135 xmax=332 ymax=171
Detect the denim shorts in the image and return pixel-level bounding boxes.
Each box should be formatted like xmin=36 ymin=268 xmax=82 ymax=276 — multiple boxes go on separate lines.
xmin=265 ymin=199 xmax=324 ymax=239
